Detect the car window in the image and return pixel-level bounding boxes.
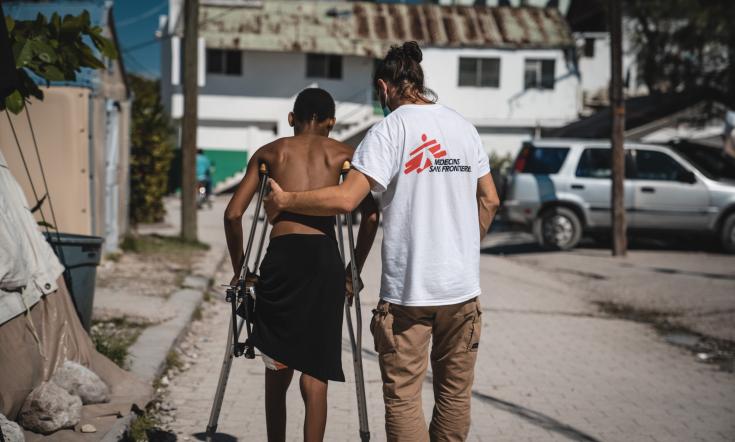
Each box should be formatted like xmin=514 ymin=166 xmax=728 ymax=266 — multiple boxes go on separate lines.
xmin=670 ymin=143 xmax=735 ymax=181
xmin=635 ymin=150 xmax=687 ymax=181
xmin=514 ymin=145 xmax=569 ymax=174
xmin=575 ymin=148 xmax=635 ymax=178
xmin=576 ymin=148 xmax=611 ymax=178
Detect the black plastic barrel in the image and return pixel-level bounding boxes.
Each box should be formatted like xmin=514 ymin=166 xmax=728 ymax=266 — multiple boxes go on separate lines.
xmin=44 ymin=232 xmax=104 ymax=331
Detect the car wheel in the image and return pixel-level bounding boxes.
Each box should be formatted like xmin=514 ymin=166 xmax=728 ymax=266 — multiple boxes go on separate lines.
xmin=721 ymin=213 xmax=735 ymax=254
xmin=535 ymin=206 xmax=582 ymax=250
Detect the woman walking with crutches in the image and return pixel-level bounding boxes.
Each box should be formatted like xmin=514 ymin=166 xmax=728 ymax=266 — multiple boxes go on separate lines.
xmin=224 ymin=88 xmax=379 ymax=441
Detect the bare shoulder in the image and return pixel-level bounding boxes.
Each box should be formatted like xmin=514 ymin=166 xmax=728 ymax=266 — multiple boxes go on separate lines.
xmin=251 ymin=138 xmax=288 ymax=166
xmin=326 ymin=137 xmax=355 ymax=162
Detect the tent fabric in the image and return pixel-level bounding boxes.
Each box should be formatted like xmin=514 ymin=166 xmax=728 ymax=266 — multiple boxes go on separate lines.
xmin=0 ymin=276 xmax=152 ymax=437
xmin=0 ymin=149 xmax=65 ymax=325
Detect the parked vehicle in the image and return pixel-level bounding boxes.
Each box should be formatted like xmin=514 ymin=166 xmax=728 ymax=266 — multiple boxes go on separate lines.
xmin=197 ymin=180 xmax=211 ymax=209
xmin=502 ymin=139 xmax=735 ymax=252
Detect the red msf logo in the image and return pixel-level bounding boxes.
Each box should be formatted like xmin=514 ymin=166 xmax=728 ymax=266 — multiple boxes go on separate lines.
xmin=404 ymin=134 xmax=447 ymax=175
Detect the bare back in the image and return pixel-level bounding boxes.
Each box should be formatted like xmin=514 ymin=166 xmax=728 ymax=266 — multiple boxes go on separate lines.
xmin=256 ymin=134 xmax=353 ymax=238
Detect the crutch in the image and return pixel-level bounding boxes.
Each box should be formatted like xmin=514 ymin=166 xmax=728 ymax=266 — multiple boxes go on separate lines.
xmin=336 ymin=161 xmax=370 ymax=441
xmin=206 ymin=162 xmax=270 ymax=440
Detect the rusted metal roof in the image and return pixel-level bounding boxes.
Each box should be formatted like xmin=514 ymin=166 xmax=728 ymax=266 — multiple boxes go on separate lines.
xmin=197 ymin=1 xmax=574 ymax=57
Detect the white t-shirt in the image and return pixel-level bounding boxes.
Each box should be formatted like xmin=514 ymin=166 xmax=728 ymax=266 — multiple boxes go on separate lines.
xmin=352 ymin=104 xmax=490 ymax=306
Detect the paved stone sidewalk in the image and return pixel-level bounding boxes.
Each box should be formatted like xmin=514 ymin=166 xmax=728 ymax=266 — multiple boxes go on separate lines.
xmin=167 ymin=230 xmax=735 ymax=442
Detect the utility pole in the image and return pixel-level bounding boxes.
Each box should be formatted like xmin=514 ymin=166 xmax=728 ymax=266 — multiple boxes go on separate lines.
xmin=181 ymin=0 xmax=198 ymax=241
xmin=609 ymin=0 xmax=626 ymax=256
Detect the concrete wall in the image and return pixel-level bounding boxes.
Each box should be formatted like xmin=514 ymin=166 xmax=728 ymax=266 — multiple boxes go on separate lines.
xmin=422 ymin=47 xmax=580 ymax=126
xmin=576 ymin=33 xmax=612 ymax=101
xmin=0 ymin=88 xmax=93 ymax=235
xmin=422 ymin=47 xmax=580 ymax=157
xmin=160 ymin=39 xmax=582 ymax=160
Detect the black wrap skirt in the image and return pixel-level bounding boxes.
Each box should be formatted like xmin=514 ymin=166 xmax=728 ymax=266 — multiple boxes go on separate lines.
xmin=251 ymin=234 xmax=346 ymax=382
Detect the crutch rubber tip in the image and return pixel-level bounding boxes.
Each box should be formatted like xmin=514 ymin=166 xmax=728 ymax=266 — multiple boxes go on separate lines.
xmin=341 ymin=160 xmax=351 ymax=174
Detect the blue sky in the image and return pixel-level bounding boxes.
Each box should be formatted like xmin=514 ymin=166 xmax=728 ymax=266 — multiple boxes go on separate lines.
xmin=114 ymin=0 xmax=166 ymax=78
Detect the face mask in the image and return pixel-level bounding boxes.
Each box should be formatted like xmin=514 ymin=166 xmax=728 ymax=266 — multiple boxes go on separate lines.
xmin=380 ymin=90 xmax=391 ymax=117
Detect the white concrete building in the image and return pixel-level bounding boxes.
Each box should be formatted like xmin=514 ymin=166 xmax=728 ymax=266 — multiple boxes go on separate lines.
xmin=159 ymin=1 xmax=581 ymax=188
xmin=565 ymin=0 xmax=645 ymax=108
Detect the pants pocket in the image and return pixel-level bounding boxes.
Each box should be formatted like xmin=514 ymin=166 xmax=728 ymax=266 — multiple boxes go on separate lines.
xmin=466 ymin=299 xmax=482 ymax=352
xmin=370 ymin=301 xmax=396 ymax=354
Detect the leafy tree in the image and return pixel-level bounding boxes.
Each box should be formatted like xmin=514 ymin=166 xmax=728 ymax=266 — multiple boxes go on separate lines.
xmin=2 ymin=11 xmax=117 ymax=113
xmin=624 ymin=0 xmax=735 ymax=105
xmin=128 ymin=74 xmax=175 ymax=225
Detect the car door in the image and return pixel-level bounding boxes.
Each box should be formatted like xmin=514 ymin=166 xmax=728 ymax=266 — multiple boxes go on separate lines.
xmin=631 ymin=149 xmax=710 ymax=230
xmin=568 ymin=147 xmax=635 ymax=228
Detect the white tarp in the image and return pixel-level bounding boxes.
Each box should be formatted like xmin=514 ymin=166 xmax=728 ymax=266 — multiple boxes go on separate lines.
xmin=0 ymin=148 xmax=64 ymax=325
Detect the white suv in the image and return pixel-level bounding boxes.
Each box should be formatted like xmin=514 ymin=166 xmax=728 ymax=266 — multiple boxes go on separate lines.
xmin=502 ymin=139 xmax=735 ymax=252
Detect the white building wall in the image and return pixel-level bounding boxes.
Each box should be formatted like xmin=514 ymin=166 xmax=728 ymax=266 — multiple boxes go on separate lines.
xmin=160 ymin=40 xmax=582 ymax=160
xmin=422 ymin=47 xmax=579 ymax=126
xmin=577 ymin=33 xmax=611 ymax=100
xmin=575 ymin=20 xmax=647 ymax=103
xmin=167 ymin=50 xmax=375 ymax=152
xmin=422 ymin=47 xmax=580 ymax=157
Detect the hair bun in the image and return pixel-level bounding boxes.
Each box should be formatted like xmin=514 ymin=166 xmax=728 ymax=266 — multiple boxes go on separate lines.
xmin=402 ymin=41 xmax=422 ymax=63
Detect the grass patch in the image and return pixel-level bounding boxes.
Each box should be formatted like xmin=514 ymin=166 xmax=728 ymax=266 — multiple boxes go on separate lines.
xmin=121 ymin=234 xmax=209 ymax=254
xmin=164 ymin=350 xmax=183 ymax=373
xmin=203 ymin=289 xmax=212 ymax=303
xmin=104 ymin=252 xmax=122 ymax=262
xmin=191 ymin=305 xmax=203 ymax=321
xmin=124 ymin=412 xmax=159 ymax=442
xmin=90 ymin=319 xmax=145 ymax=369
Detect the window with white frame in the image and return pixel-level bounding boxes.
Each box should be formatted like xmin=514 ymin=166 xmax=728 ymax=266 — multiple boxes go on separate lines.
xmin=458 ymin=57 xmax=500 ymax=88
xmin=206 ymin=49 xmax=242 ymax=75
xmin=306 ymin=54 xmax=342 ymax=79
xmin=524 ymin=59 xmax=555 ymax=89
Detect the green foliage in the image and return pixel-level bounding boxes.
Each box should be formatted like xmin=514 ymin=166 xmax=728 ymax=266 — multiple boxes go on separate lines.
xmin=625 ymin=0 xmax=735 ymax=105
xmin=120 ymin=234 xmax=210 ymax=255
xmin=128 ymin=75 xmax=175 ymax=225
xmin=90 ymin=319 xmax=144 ymax=369
xmin=489 ymin=152 xmax=513 ymax=174
xmin=125 ymin=412 xmax=159 ymax=442
xmin=2 ymin=11 xmax=117 ymax=114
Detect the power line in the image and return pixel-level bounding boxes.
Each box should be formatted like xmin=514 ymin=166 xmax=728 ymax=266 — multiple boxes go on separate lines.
xmin=120 ymin=4 xmax=244 ymax=54
xmin=123 ymin=51 xmax=158 ymax=78
xmin=122 ymin=37 xmax=161 ymax=53
xmin=116 ymin=1 xmax=168 ymax=28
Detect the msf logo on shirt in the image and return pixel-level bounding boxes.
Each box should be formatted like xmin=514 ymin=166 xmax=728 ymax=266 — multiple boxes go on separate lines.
xmin=404 ymin=134 xmax=447 ymax=175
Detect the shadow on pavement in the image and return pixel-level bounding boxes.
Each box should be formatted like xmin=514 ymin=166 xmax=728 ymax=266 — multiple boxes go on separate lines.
xmin=481 ymin=231 xmax=727 ymax=256
xmin=355 ymin=345 xmax=598 ymax=442
xmin=192 ymin=432 xmax=238 ymax=441
xmin=471 ymin=391 xmax=601 ymax=442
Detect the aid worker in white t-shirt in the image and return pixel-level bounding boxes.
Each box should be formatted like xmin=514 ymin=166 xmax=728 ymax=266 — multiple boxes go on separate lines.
xmin=265 ymin=41 xmax=500 ymax=441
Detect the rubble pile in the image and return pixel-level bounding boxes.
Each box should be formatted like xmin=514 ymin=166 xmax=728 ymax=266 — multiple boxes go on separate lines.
xmin=9 ymin=360 xmax=111 ymax=435
xmin=50 ymin=361 xmax=110 ymax=404
xmin=0 ymin=413 xmax=24 ymax=442
xmin=17 ymin=382 xmax=82 ymax=434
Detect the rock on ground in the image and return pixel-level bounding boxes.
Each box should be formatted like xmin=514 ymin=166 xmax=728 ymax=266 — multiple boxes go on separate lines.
xmin=50 ymin=361 xmax=110 ymax=404
xmin=0 ymin=413 xmax=24 ymax=442
xmin=18 ymin=382 xmax=82 ymax=434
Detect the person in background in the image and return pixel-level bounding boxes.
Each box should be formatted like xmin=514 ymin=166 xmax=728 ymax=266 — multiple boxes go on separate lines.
xmin=265 ymin=42 xmax=500 ymax=442
xmin=224 ymin=88 xmax=379 ymax=442
xmin=724 ymin=111 xmax=735 ymax=160
xmin=196 ymin=148 xmax=212 ymax=198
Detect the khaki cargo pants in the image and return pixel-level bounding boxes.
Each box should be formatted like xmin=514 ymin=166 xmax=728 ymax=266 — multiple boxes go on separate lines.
xmin=370 ymin=297 xmax=482 ymax=442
